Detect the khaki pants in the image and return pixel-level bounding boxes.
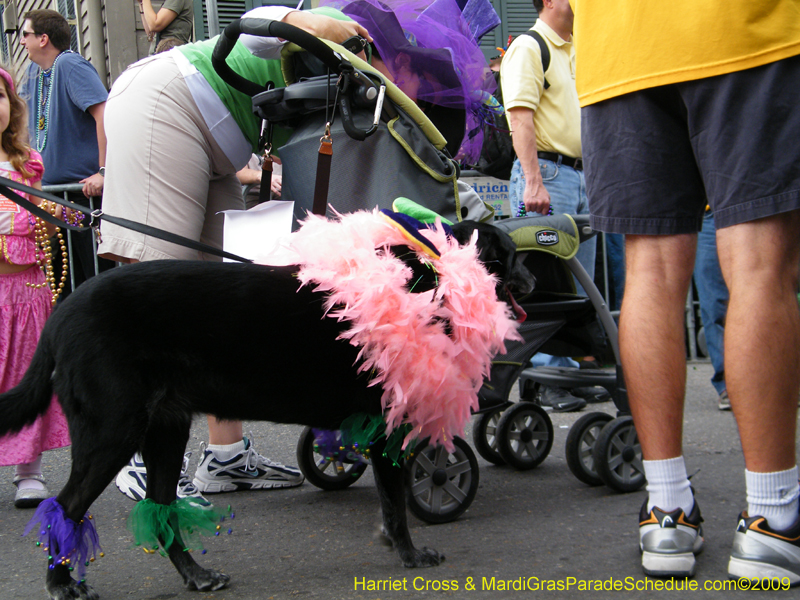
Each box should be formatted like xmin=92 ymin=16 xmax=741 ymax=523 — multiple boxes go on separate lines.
xmin=99 ymin=54 xmax=243 ymax=262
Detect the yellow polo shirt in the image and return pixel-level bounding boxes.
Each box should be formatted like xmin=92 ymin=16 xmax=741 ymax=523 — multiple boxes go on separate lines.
xmin=500 ymin=19 xmax=581 ymax=158
xmin=573 ymin=0 xmax=800 ymax=106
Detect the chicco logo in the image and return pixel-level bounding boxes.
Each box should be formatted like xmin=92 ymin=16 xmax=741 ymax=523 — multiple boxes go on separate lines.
xmin=536 ymin=230 xmax=559 ymax=246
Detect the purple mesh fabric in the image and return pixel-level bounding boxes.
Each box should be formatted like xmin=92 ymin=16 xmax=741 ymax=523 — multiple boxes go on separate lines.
xmin=320 ymin=0 xmax=497 ymax=162
xmin=23 ymin=498 xmax=102 ymax=581
xmin=461 ymin=0 xmax=502 ymax=41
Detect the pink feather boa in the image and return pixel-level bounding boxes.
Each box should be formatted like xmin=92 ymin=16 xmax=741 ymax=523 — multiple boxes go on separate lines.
xmin=273 ymin=210 xmax=521 ymax=451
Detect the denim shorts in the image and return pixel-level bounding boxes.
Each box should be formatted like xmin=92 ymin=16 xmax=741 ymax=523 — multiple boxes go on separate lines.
xmin=582 ymin=53 xmax=800 ymax=235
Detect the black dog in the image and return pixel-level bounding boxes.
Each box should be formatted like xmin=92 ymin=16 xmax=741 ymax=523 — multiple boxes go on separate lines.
xmin=0 ymin=220 xmax=533 ymax=599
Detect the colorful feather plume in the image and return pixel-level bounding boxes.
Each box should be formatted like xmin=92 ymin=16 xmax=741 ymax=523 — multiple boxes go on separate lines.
xmin=276 ymin=210 xmax=520 ymax=451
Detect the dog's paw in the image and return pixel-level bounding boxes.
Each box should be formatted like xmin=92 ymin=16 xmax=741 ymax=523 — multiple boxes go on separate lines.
xmin=185 ymin=568 xmax=231 ymax=592
xmin=47 ymin=580 xmax=99 ymax=600
xmin=402 ymin=546 xmax=445 ymax=568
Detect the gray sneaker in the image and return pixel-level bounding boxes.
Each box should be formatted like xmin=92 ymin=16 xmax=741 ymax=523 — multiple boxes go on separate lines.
xmin=13 ymin=474 xmax=49 ymax=509
xmin=639 ymin=498 xmax=705 ymax=577
xmin=538 ymin=386 xmax=586 ymax=412
xmin=718 ymin=390 xmax=731 ymax=411
xmin=728 ymin=509 xmax=800 ymax=586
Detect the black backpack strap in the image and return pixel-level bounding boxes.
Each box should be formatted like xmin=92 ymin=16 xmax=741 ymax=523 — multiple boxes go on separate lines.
xmin=521 ymin=29 xmax=551 ymax=90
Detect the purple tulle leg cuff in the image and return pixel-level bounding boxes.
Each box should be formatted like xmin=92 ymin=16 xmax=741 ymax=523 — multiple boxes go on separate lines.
xmin=23 ymin=497 xmax=102 ymax=581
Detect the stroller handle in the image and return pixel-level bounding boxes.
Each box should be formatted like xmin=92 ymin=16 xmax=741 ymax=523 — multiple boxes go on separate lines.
xmin=213 ymin=18 xmax=382 ymax=141
xmin=212 ymin=18 xmax=349 ymax=97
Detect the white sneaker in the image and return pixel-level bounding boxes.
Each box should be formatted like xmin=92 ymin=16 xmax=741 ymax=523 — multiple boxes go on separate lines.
xmin=115 ymin=451 xmax=208 ymax=503
xmin=192 ymin=436 xmax=304 ymax=493
xmin=177 ymin=451 xmax=209 ymax=504
xmin=115 ymin=453 xmax=147 ymax=501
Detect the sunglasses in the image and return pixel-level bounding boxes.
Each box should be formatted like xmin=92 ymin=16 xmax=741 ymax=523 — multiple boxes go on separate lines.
xmin=21 ymin=30 xmax=40 ymax=39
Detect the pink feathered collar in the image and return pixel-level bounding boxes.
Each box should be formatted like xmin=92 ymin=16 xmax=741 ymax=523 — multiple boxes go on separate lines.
xmin=277 ymin=210 xmax=521 ymax=451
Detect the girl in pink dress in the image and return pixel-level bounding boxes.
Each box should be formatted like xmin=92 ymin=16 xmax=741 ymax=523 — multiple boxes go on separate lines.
xmin=0 ymin=65 xmax=71 ymax=508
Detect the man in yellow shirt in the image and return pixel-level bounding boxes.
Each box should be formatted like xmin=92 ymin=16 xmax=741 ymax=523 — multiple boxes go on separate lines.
xmin=575 ymin=0 xmax=800 ymax=584
xmin=501 ymin=0 xmax=594 ymax=412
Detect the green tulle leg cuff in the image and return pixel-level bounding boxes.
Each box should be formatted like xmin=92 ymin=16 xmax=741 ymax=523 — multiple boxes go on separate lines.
xmin=339 ymin=414 xmax=415 ymax=466
xmin=128 ymin=498 xmax=233 ymax=556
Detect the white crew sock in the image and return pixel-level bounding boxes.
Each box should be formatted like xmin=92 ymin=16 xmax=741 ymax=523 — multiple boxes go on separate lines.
xmin=746 ymin=466 xmax=799 ymax=531
xmin=207 ymin=439 xmax=246 ymax=462
xmin=643 ymin=456 xmax=694 ymax=514
xmin=15 ymin=455 xmax=45 ymax=491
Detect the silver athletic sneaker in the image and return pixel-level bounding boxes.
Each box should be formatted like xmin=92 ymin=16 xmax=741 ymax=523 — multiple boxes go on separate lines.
xmin=192 ymin=437 xmax=304 ymax=493
xmin=639 ymin=498 xmax=704 ymax=577
xmin=728 ymin=509 xmax=800 ymax=586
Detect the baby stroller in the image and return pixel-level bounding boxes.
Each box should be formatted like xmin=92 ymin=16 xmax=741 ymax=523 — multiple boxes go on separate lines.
xmin=212 ymin=17 xmax=483 ymax=524
xmin=473 ymin=215 xmax=645 ymax=494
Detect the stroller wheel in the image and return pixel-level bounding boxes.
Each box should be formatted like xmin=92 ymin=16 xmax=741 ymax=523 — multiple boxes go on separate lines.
xmin=405 ymin=437 xmax=479 ymax=524
xmin=565 ymin=412 xmax=614 ymax=486
xmin=496 ymin=402 xmax=553 ymax=470
xmin=592 ymin=416 xmax=646 ymax=493
xmin=472 ymin=408 xmax=506 ymax=465
xmin=296 ymin=427 xmax=369 ymax=491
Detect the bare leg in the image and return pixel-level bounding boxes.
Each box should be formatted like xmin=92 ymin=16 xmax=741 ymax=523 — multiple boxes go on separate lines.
xmin=717 ymin=212 xmax=800 ymax=472
xmin=620 ymin=234 xmax=697 ymax=460
xmin=207 ymin=417 xmax=243 ymax=445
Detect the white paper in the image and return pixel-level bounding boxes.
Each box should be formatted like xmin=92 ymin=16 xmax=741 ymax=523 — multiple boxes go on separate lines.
xmin=221 ymin=201 xmax=295 ymax=263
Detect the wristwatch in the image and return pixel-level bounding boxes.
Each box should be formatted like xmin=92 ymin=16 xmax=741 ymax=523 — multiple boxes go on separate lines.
xmin=99 ymin=167 xmax=106 ymax=176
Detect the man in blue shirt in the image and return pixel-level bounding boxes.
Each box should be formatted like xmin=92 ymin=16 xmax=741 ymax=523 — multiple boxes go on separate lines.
xmin=19 ymin=9 xmax=110 ymax=293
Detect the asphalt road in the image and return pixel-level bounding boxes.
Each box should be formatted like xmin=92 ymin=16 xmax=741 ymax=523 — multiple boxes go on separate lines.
xmin=1 ymin=361 xmax=797 ymax=599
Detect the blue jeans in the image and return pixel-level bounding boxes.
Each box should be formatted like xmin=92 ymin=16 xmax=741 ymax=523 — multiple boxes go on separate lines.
xmin=511 ymin=157 xmax=597 ymax=369
xmin=694 ymin=212 xmax=728 ymax=395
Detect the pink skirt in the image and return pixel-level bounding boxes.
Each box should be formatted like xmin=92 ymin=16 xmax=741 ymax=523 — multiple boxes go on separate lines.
xmin=0 ymin=266 xmax=70 ymax=466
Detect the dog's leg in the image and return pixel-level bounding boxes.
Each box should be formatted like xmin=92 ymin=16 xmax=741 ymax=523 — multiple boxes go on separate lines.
xmin=371 ymin=440 xmax=444 ymax=567
xmin=142 ymin=418 xmax=231 ymax=592
xmin=42 ymin=422 xmax=139 ymax=600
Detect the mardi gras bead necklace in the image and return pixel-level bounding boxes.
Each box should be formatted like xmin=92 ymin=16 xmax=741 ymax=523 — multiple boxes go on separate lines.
xmin=26 ymin=200 xmax=69 ymax=305
xmin=36 ymin=51 xmax=73 ymax=152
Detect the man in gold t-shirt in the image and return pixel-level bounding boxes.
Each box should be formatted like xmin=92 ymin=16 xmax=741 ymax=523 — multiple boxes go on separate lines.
xmin=575 ymin=0 xmax=800 ymax=584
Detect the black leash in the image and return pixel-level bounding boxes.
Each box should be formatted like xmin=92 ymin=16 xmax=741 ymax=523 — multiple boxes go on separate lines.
xmin=0 ymin=176 xmax=253 ymax=263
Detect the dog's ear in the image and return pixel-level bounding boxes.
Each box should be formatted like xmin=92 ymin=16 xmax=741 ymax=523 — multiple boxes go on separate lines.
xmin=450 ymin=221 xmax=478 ymax=247
xmin=451 ymin=221 xmax=505 ymax=275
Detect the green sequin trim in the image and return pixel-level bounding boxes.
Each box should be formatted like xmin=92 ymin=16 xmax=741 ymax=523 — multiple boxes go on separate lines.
xmin=339 ymin=414 xmax=416 ymax=466
xmin=128 ymin=498 xmax=231 ymax=556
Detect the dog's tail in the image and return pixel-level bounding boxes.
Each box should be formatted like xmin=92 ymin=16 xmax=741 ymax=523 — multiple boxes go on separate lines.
xmin=0 ymin=334 xmax=57 ymax=437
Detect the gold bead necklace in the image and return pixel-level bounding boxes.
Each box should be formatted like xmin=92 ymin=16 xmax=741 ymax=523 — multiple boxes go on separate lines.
xmin=25 ymin=200 xmax=68 ymax=305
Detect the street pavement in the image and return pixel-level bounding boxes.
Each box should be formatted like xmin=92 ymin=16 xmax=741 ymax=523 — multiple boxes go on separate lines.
xmin=1 ymin=361 xmax=797 ymax=599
